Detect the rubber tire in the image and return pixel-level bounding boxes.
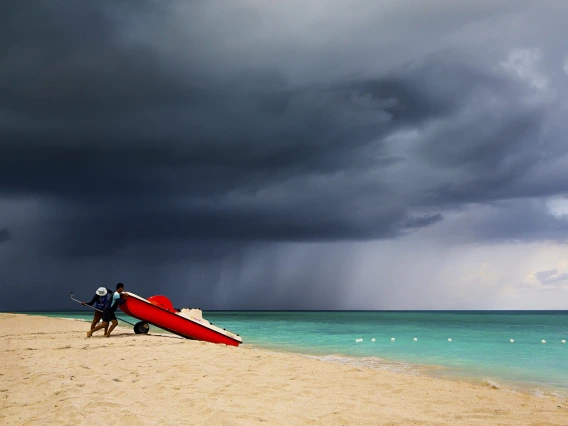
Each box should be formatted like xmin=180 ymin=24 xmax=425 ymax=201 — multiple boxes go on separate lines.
xmin=134 ymin=321 xmax=150 ymax=334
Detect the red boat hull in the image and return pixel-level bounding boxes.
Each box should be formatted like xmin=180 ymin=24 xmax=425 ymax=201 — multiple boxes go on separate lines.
xmin=119 ymin=292 xmax=242 ymax=347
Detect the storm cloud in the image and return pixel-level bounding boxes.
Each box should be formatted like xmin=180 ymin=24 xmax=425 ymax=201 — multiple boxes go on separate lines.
xmin=0 ymin=228 xmax=10 ymax=244
xmin=1 ymin=1 xmax=568 ymax=310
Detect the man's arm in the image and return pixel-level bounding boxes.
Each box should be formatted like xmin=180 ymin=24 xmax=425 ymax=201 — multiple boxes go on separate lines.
xmin=83 ymin=294 xmax=98 ymax=306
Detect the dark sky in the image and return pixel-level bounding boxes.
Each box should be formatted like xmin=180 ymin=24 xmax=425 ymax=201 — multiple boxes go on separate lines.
xmin=1 ymin=1 xmax=568 ymax=311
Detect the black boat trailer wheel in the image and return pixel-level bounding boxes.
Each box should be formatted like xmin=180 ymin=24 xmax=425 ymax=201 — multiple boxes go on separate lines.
xmin=133 ymin=321 xmax=150 ymax=334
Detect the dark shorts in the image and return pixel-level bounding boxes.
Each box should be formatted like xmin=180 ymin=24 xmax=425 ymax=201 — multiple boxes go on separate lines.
xmin=92 ymin=310 xmax=103 ymax=323
xmin=102 ymin=310 xmax=116 ymax=323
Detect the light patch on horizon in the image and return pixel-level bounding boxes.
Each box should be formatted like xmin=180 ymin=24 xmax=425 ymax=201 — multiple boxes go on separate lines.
xmin=518 ymin=260 xmax=568 ymax=290
xmin=338 ymin=238 xmax=568 ymax=310
xmin=459 ymin=263 xmax=504 ymax=289
xmin=546 ymin=197 xmax=568 ymax=218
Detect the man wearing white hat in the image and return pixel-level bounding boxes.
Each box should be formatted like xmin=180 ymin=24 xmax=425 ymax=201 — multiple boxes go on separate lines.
xmin=82 ymin=287 xmax=114 ymax=334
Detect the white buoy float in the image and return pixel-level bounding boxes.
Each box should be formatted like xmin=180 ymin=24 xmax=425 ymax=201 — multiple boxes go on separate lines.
xmin=391 ymin=337 xmax=395 ymax=342
xmin=562 ymin=340 xmax=566 ymax=344
xmin=510 ymin=339 xmax=514 ymax=343
xmin=541 ymin=340 xmax=546 ymax=344
xmin=355 ymin=338 xmax=363 ymax=343
xmin=448 ymin=338 xmax=452 ymax=342
xmin=371 ymin=338 xmax=376 ymax=342
xmin=413 ymin=337 xmax=418 ymax=341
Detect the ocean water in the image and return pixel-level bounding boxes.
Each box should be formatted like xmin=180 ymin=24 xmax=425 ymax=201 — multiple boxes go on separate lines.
xmin=25 ymin=310 xmax=568 ymax=396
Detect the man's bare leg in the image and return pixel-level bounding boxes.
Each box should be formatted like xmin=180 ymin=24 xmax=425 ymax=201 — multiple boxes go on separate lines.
xmin=90 ymin=312 xmax=103 ymax=331
xmin=87 ymin=321 xmax=108 ymax=338
xmin=105 ymin=320 xmax=119 ymax=337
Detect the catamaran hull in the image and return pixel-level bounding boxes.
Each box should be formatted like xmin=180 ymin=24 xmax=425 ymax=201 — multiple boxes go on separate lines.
xmin=119 ymin=293 xmax=242 ymax=347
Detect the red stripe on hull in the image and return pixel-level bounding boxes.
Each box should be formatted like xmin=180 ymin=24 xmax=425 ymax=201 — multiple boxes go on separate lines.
xmin=119 ymin=294 xmax=241 ymax=347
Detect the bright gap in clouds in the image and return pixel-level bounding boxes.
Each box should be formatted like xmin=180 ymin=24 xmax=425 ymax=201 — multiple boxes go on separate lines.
xmin=546 ymin=196 xmax=568 ymax=217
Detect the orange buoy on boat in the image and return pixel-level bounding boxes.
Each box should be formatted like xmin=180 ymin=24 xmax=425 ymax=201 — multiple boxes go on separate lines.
xmin=147 ymin=295 xmax=176 ymax=312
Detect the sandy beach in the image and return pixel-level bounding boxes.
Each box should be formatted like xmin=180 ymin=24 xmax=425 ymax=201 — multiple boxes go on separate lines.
xmin=1 ymin=313 xmax=566 ymax=425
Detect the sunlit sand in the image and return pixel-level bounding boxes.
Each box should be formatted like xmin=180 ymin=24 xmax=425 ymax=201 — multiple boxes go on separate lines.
xmin=1 ymin=313 xmax=566 ymax=425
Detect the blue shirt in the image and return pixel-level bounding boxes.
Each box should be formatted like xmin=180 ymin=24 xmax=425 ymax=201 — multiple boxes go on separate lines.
xmin=85 ymin=288 xmax=113 ymax=310
xmin=105 ymin=291 xmax=126 ymax=312
xmin=111 ymin=291 xmax=121 ymax=308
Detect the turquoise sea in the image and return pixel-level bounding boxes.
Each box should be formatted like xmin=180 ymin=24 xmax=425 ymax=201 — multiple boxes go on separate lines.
xmin=25 ymin=310 xmax=568 ymax=397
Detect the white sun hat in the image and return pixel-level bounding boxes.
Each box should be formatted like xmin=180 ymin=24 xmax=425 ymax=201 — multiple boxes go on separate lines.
xmin=96 ymin=287 xmax=108 ymax=296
